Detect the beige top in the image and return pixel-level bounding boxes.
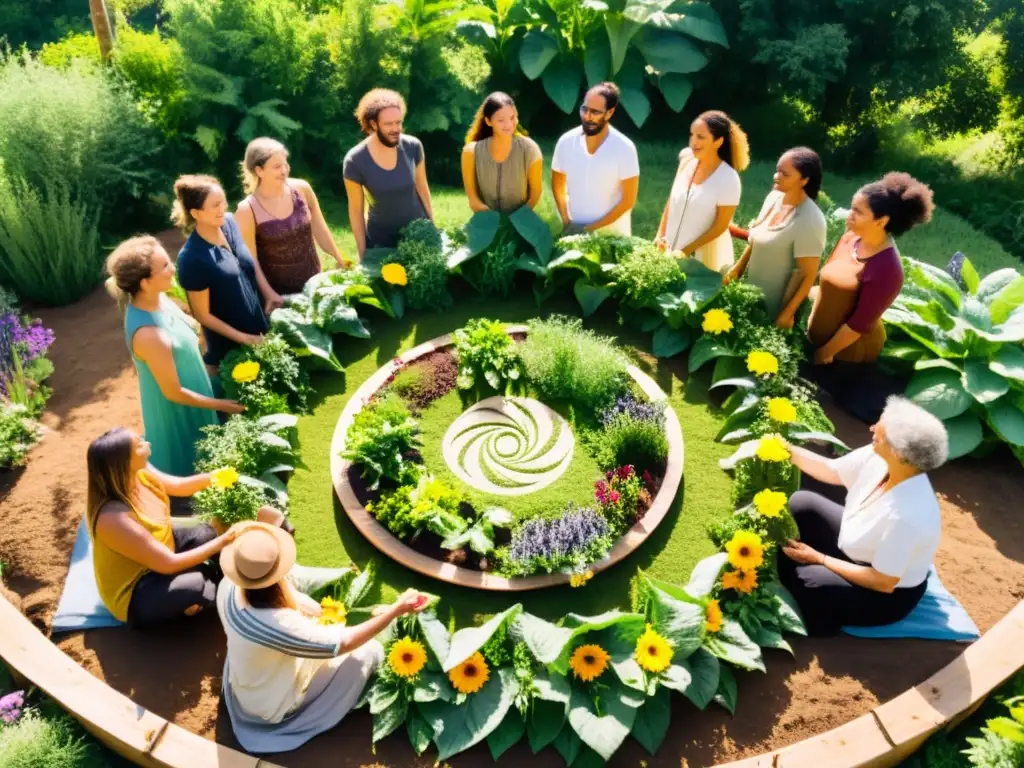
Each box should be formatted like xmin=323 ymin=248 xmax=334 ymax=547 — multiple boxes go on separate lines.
xmin=467 ymin=135 xmax=542 ymax=213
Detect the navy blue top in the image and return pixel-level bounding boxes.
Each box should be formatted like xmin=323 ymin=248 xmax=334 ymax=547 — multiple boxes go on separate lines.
xmin=176 ymin=213 xmax=269 ymax=366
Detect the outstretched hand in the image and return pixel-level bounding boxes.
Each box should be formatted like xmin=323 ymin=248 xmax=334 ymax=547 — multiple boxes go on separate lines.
xmin=782 ymin=539 xmax=825 ymax=566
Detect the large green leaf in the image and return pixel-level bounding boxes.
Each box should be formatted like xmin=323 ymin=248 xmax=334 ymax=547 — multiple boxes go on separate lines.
xmin=990 ymin=345 xmax=1024 ymax=383
xmin=658 ymin=72 xmax=693 ymax=111
xmin=554 ymin=723 xmax=583 ymax=765
xmin=683 ymin=553 xmax=729 ymax=599
xmin=417 ymin=611 xmax=451 ymax=665
xmin=618 ymin=85 xmax=652 ymax=127
xmin=269 ymin=308 xmax=341 ymax=371
xmin=574 ymin=280 xmax=611 ymax=318
xmin=315 ymin=291 xmax=370 ymax=338
xmin=704 ymin=617 xmax=765 ymax=672
xmin=649 ymin=582 xmax=705 ymax=659
xmin=422 ymin=667 xmax=518 ymax=761
xmin=688 ymin=335 xmax=735 ymax=373
xmin=905 ymin=259 xmax=963 ymax=313
xmin=551 ymin=612 xmax=647 ymax=676
xmin=466 ymin=210 xmax=501 ymax=256
xmin=713 ymin=663 xmax=738 ymax=714
xmin=622 ymin=0 xmax=675 ymax=24
xmin=630 ymin=686 xmax=670 ymax=754
xmin=986 ymin=400 xmax=1024 ymax=447
xmin=989 ymin=275 xmax=1024 ymax=325
xmin=963 ymin=358 xmax=1010 ymax=404
xmin=407 ymin=707 xmax=434 ymax=755
xmin=487 ymin=708 xmax=526 ymax=761
xmin=509 ymin=205 xmax=554 ymax=263
xmin=960 ymin=258 xmax=980 ymax=295
xmin=372 ymin=697 xmax=407 ymax=743
xmin=519 ymin=29 xmax=560 ymax=79
xmin=715 ymin=400 xmax=759 ymax=443
xmin=543 ymin=57 xmax=584 ymax=114
xmin=905 ymin=368 xmax=973 ymax=420
xmin=527 ymin=697 xmax=568 ymax=753
xmin=605 ymin=16 xmax=643 ymax=75
xmin=882 ymin=341 xmax=930 ymax=362
xmin=412 ymin=670 xmax=456 ymax=704
xmin=665 ymin=647 xmax=720 ymax=710
xmin=652 ymin=324 xmax=692 ymax=357
xmin=444 ymin=604 xmax=522 ymax=671
xmin=961 ymin=297 xmax=993 ymax=332
xmin=657 ymin=2 xmax=728 ymax=46
xmin=768 ymin=584 xmax=807 ymax=636
xmin=512 ymin=612 xmax=574 ymax=666
xmin=583 ymin=28 xmax=611 ymax=86
xmin=944 ymin=411 xmax=985 ymax=460
xmin=747 ymin=624 xmax=793 ymax=655
xmin=981 ymin=305 xmax=1024 ymax=343
xmin=977 ymin=268 xmax=1022 ymax=302
xmin=636 ymin=27 xmax=708 ymax=73
xmin=567 ymin=683 xmax=639 ymax=760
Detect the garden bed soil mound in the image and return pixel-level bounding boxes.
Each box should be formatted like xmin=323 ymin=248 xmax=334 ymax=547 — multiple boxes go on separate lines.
xmin=0 ymin=283 xmax=1022 ymax=766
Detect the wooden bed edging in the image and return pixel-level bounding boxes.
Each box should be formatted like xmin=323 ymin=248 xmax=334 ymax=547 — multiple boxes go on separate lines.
xmin=0 ymin=597 xmax=1020 ymax=767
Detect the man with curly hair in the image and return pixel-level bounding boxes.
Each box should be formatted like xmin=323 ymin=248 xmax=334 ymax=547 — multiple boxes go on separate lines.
xmin=343 ymin=89 xmax=434 ymax=258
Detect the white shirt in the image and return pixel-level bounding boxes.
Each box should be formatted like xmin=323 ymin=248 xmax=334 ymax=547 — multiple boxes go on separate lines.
xmin=830 ymin=446 xmax=940 ymax=588
xmin=665 ymin=148 xmax=741 ymax=273
xmin=551 ymin=126 xmax=640 ymax=235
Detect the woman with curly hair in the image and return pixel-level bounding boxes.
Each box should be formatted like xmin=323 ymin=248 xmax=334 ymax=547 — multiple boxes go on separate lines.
xmin=655 ymin=110 xmax=749 ymax=273
xmin=461 ymin=92 xmax=543 ymax=213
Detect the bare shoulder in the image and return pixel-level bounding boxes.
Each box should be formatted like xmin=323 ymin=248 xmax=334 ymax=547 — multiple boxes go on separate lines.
xmin=289 ymin=177 xmax=314 ymax=195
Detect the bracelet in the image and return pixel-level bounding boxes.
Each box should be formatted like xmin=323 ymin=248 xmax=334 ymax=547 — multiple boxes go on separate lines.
xmin=820 ymin=554 xmax=829 ymax=568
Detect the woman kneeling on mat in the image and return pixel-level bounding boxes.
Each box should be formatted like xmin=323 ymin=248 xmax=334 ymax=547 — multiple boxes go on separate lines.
xmin=216 ymin=524 xmax=428 ymax=752
xmin=778 ymin=396 xmax=948 ymax=636
xmin=88 ymin=428 xmax=289 ymax=629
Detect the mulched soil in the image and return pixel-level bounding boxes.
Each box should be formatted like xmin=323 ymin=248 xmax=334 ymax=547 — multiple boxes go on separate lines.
xmin=2 ymin=268 xmax=1023 ymax=766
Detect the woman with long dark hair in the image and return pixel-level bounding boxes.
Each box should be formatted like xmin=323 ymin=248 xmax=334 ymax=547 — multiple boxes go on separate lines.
xmin=461 ymin=92 xmax=543 ymax=213
xmin=725 ymin=147 xmax=827 ymax=326
xmin=655 ymin=110 xmax=749 ymax=272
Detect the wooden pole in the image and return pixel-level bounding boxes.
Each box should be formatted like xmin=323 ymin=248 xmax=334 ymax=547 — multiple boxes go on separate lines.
xmin=89 ymin=0 xmax=115 ymax=61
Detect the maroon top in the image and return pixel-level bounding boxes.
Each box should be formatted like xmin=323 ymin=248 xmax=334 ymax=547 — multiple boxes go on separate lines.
xmin=248 ymin=186 xmax=321 ymax=295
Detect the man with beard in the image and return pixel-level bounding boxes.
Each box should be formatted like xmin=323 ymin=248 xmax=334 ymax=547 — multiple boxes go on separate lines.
xmin=343 ymin=89 xmax=434 ymax=257
xmin=551 ymin=82 xmax=640 ymax=236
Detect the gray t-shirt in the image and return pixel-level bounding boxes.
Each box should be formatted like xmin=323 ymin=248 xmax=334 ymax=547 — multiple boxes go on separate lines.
xmin=343 ymin=135 xmax=426 ymax=248
xmin=467 ymin=135 xmax=542 ymax=213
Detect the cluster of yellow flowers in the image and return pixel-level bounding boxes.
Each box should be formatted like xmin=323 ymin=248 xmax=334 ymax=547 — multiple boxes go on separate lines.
xmin=766 ymin=397 xmax=797 ymax=423
xmin=756 ymin=435 xmax=790 ymax=463
xmin=701 ymin=308 xmax=733 ymax=335
xmin=381 ymin=263 xmax=408 ymax=287
xmin=746 ymin=350 xmax=779 ymax=377
xmin=569 ymin=570 xmax=594 ymax=588
xmin=752 ymin=488 xmax=787 ymax=518
xmin=210 ymin=466 xmax=239 ymax=490
xmin=231 ymin=360 xmax=261 ymax=383
xmin=317 ymin=596 xmax=347 ymax=626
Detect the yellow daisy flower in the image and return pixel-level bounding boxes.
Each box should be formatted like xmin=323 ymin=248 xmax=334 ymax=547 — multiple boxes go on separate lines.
xmin=569 ymin=570 xmax=594 ymax=588
xmin=634 ymin=624 xmax=673 ymax=674
xmin=756 ymin=435 xmax=791 ymax=463
xmin=766 ymin=397 xmax=797 ymax=423
xmin=569 ymin=644 xmax=610 ymax=683
xmin=725 ymin=530 xmax=765 ymax=571
xmin=381 ymin=263 xmax=408 ymax=287
xmin=701 ymin=308 xmax=733 ymax=335
xmin=746 ymin=350 xmax=779 ymax=377
xmin=721 ymin=568 xmax=758 ymax=594
xmin=318 ymin=596 xmax=347 ymax=626
xmin=449 ymin=652 xmax=489 ymax=694
xmin=753 ymin=488 xmax=787 ymax=518
xmin=705 ymin=599 xmax=723 ymax=634
xmin=231 ymin=360 xmax=261 ymax=383
xmin=388 ymin=637 xmax=427 ymax=679
xmin=210 ymin=466 xmax=239 ymax=490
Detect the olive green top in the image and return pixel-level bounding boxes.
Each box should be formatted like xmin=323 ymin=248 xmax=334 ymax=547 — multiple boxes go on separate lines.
xmin=467 ymin=135 xmax=542 ymax=213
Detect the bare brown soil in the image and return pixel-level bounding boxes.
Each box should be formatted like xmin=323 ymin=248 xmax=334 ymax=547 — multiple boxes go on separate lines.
xmin=1 ymin=276 xmax=1022 ymax=767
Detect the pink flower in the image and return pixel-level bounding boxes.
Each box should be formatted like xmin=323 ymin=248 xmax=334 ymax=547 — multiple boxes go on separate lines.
xmin=596 ymin=480 xmax=607 ymax=493
xmin=606 ymin=470 xmax=614 ymax=480
xmin=643 ymin=470 xmax=654 ymax=488
xmin=609 ymin=490 xmax=620 ymax=503
xmin=617 ymin=465 xmax=633 ymax=480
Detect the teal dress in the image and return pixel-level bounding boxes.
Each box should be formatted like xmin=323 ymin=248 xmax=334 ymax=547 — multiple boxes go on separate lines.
xmin=125 ymin=298 xmax=219 ymax=476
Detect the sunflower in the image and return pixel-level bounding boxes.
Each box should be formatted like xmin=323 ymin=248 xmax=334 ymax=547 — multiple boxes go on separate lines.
xmin=766 ymin=397 xmax=797 ymax=423
xmin=388 ymin=637 xmax=427 ymax=679
xmin=210 ymin=466 xmax=240 ymax=490
xmin=569 ymin=644 xmax=610 ymax=682
xmin=756 ymin=435 xmax=791 ymax=463
xmin=726 ymin=530 xmax=765 ymax=571
xmin=449 ymin=652 xmax=489 ymax=694
xmin=721 ymin=568 xmax=758 ymax=594
xmin=318 ymin=596 xmax=347 ymax=626
xmin=569 ymin=570 xmax=594 ymax=588
xmin=381 ymin=263 xmax=408 ymax=287
xmin=705 ymin=599 xmax=723 ymax=633
xmin=231 ymin=360 xmax=261 ymax=383
xmin=752 ymin=488 xmax=787 ymax=518
xmin=634 ymin=624 xmax=673 ymax=674
xmin=746 ymin=350 xmax=779 ymax=377
xmin=702 ymin=308 xmax=733 ymax=335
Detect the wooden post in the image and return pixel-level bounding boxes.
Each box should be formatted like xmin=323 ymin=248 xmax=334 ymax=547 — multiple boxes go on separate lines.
xmin=89 ymin=0 xmax=115 ymax=61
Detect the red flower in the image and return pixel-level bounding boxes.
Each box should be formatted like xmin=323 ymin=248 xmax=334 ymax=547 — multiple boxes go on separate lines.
xmin=617 ymin=465 xmax=634 ymax=480
xmin=643 ymin=470 xmax=654 ymax=488
xmin=605 ymin=470 xmax=614 ymax=480
xmin=609 ymin=490 xmax=620 ymax=503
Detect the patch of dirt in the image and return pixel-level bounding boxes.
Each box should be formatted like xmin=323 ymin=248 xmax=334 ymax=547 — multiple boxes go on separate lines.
xmin=1 ymin=283 xmax=1022 ymax=767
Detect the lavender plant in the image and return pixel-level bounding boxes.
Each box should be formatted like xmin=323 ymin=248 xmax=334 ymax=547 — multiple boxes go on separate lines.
xmin=599 ymin=392 xmax=666 ymax=428
xmin=496 ymin=503 xmax=612 ymax=577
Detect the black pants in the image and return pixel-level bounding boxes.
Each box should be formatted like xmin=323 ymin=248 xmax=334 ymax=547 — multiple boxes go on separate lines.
xmin=126 ymin=522 xmax=222 ymax=629
xmin=778 ymin=490 xmax=927 ymax=636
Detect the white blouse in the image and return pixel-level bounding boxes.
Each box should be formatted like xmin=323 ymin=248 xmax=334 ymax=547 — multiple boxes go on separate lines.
xmin=829 ymin=446 xmax=940 ymax=588
xmin=664 ymin=148 xmax=741 ymax=273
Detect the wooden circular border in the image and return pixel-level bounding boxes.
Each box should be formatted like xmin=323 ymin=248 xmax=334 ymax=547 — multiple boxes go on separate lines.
xmin=329 ymin=325 xmax=685 ymax=590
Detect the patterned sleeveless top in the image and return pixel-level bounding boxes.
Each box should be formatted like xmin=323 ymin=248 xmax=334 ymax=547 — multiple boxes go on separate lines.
xmin=248 ymin=186 xmax=321 ymax=295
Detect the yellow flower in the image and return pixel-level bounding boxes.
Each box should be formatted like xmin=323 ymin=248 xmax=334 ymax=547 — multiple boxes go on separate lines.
xmin=231 ymin=360 xmax=261 ymax=383
xmin=746 ymin=350 xmax=779 ymax=377
xmin=318 ymin=596 xmax=347 ymax=626
xmin=388 ymin=637 xmax=427 ymax=679
xmin=705 ymin=599 xmax=723 ymax=634
xmin=569 ymin=644 xmax=610 ymax=683
xmin=569 ymin=570 xmax=594 ymax=588
xmin=210 ymin=466 xmax=239 ymax=490
xmin=726 ymin=530 xmax=765 ymax=572
xmin=702 ymin=308 xmax=733 ymax=335
xmin=634 ymin=624 xmax=673 ymax=674
xmin=766 ymin=397 xmax=797 ymax=423
xmin=756 ymin=435 xmax=791 ymax=463
xmin=721 ymin=569 xmax=758 ymax=594
xmin=381 ymin=263 xmax=408 ymax=287
xmin=449 ymin=652 xmax=489 ymax=694
xmin=753 ymin=488 xmax=787 ymax=518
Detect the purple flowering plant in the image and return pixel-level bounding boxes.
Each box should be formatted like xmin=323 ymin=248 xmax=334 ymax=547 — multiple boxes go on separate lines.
xmin=599 ymin=392 xmax=665 ymax=428
xmin=0 ymin=310 xmax=55 ymax=399
xmin=0 ymin=690 xmax=25 ymax=725
xmin=498 ymin=503 xmax=612 ymax=577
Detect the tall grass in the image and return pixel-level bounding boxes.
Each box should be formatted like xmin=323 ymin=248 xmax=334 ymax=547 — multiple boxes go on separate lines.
xmin=0 ymin=707 xmax=121 ymax=768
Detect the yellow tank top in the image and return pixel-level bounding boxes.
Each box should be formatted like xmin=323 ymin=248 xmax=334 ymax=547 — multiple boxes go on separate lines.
xmin=92 ymin=471 xmax=175 ymax=621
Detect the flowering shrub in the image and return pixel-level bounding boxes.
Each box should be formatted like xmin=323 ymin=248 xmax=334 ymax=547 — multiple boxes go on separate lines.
xmin=497 ymin=503 xmax=612 ymax=577
xmin=594 ymin=465 xmax=653 ymax=535
xmin=0 ymin=403 xmax=40 ymax=469
xmin=0 ymin=310 xmax=55 ymax=417
xmin=599 ymin=392 xmax=666 ymax=428
xmin=592 ymin=408 xmax=670 ymax=472
xmin=220 ymin=332 xmax=311 ymax=417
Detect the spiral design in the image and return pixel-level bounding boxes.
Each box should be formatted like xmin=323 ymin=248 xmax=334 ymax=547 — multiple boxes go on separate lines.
xmin=442 ymin=396 xmax=574 ymax=496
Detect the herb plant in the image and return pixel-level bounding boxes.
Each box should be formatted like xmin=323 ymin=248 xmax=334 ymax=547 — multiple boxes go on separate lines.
xmin=343 ymin=395 xmax=423 ymax=490
xmin=0 ymin=403 xmax=40 ymax=469
xmin=452 ymin=318 xmax=523 ymax=393
xmin=220 ymin=333 xmax=311 ymax=417
xmin=496 ymin=503 xmax=612 ymax=577
xmin=609 ymin=243 xmax=684 ymax=309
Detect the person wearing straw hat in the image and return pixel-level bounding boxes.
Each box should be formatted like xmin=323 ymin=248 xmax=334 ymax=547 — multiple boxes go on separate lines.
xmin=216 ymin=523 xmax=428 ymax=752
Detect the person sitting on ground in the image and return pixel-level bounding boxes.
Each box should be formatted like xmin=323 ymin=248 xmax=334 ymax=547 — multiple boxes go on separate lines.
xmin=216 ymin=523 xmax=428 ymax=752
xmin=106 ymin=236 xmax=244 ymax=477
xmin=236 ymin=137 xmax=351 ymax=296
xmin=724 ymin=147 xmax=826 ymax=326
xmin=778 ymin=396 xmax=948 ymax=636
xmin=88 ymin=428 xmax=291 ymax=629
xmin=462 ymin=91 xmax=543 ymax=214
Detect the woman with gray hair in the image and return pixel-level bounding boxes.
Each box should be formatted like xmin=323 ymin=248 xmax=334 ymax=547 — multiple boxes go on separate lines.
xmin=778 ymin=396 xmax=948 ymax=635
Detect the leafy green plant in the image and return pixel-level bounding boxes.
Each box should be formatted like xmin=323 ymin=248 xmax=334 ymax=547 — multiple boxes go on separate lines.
xmin=589 ymin=413 xmax=669 ymax=472
xmin=452 ymin=318 xmax=523 ymax=393
xmin=0 ymin=403 xmax=41 ymax=469
xmin=643 ymin=259 xmax=724 ymax=358
xmin=193 ymin=477 xmax=275 ymax=526
xmin=343 ymin=396 xmax=423 ymax=490
xmin=368 ymin=475 xmax=466 ymax=541
xmin=220 ymin=333 xmax=312 ymax=417
xmin=965 ymin=696 xmax=1024 ymax=767
xmin=608 ymin=243 xmax=684 ymax=309
xmin=269 ymin=307 xmax=342 ymax=371
xmin=882 ymin=255 xmax=1024 ymax=463
xmin=0 ymin=702 xmax=122 ymax=768
xmin=441 ymin=506 xmax=512 ymax=557
xmin=387 ymin=241 xmax=452 ymax=313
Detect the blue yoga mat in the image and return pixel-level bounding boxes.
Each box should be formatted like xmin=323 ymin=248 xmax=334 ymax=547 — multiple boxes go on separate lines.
xmin=842 ymin=568 xmax=979 ymax=642
xmin=52 ymin=517 xmax=123 ymax=632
